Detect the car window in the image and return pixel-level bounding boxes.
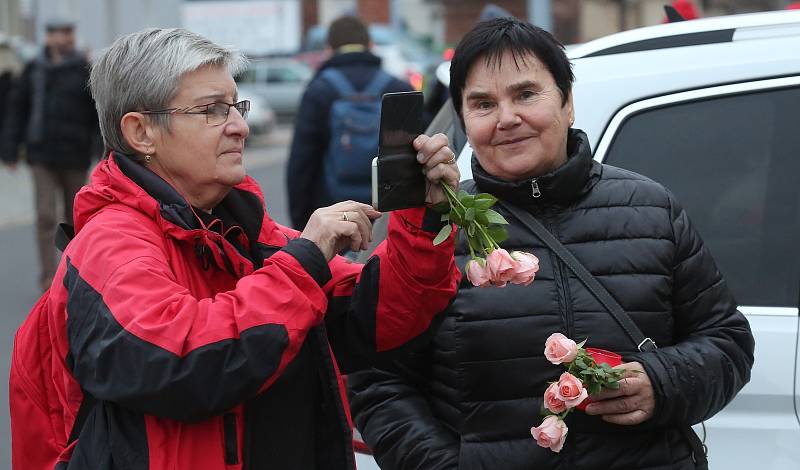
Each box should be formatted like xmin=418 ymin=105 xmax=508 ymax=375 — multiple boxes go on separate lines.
xmin=264 ymin=63 xmax=311 ymax=84
xmin=603 ymin=86 xmax=800 ymax=307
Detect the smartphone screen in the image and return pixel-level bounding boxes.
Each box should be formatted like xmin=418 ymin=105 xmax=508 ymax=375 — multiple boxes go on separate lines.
xmin=379 ymin=92 xmax=424 ymax=153
xmin=372 ymin=91 xmax=427 ymax=211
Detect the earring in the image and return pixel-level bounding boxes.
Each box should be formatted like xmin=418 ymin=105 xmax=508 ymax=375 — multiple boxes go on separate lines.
xmin=144 ymin=154 xmax=151 ymax=163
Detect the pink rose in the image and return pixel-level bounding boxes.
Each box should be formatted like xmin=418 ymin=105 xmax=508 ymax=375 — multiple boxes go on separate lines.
xmin=465 ymin=259 xmax=491 ymax=287
xmin=556 ymin=372 xmax=588 ymax=408
xmin=531 ymin=415 xmax=568 ymax=453
xmin=543 ymin=382 xmax=567 ymax=414
xmin=486 ymin=248 xmax=517 ymax=287
xmin=510 ymin=251 xmax=539 ymax=286
xmin=544 ymin=333 xmax=578 ymax=365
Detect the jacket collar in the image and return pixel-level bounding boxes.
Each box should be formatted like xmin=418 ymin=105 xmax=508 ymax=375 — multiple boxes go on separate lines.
xmin=316 ymin=50 xmax=382 ymax=74
xmin=472 ymin=129 xmax=599 ymax=211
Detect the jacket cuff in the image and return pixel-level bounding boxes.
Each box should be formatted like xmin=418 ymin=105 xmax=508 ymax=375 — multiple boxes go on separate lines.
xmin=395 ymin=207 xmax=449 ymax=234
xmin=281 ymin=238 xmax=332 ymax=287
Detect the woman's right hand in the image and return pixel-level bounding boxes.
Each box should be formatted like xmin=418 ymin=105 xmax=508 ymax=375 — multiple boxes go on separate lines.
xmin=301 ymin=201 xmax=382 ymax=261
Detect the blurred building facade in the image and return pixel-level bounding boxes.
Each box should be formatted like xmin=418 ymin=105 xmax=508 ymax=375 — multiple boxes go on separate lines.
xmin=0 ymin=0 xmax=180 ymax=54
xmin=302 ymin=0 xmax=798 ymax=49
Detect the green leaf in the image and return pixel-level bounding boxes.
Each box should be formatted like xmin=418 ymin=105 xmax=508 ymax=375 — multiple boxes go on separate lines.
xmin=486 ymin=225 xmax=509 ymax=244
xmin=475 ymin=212 xmax=488 ymax=225
xmin=580 ymin=369 xmax=594 ymax=376
xmin=474 ymin=193 xmax=497 ymax=202
xmin=457 ymin=189 xmax=470 ymax=200
xmin=467 ymin=234 xmax=482 ymax=253
xmin=485 ymin=209 xmax=509 ymax=225
xmin=440 ymin=213 xmax=450 ymax=222
xmin=576 ymin=339 xmax=588 ymax=349
xmin=433 ymin=224 xmax=452 ymax=246
xmin=467 ymin=223 xmax=476 ymax=238
xmin=606 ymin=381 xmax=620 ymax=390
xmin=465 ymin=207 xmax=475 ymax=223
xmin=461 ymin=195 xmax=475 ymax=208
xmin=600 ymin=363 xmax=614 ymax=373
xmin=473 ymin=198 xmax=495 ymax=211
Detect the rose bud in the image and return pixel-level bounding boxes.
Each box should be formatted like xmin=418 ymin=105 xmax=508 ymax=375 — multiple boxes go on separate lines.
xmin=543 ymin=382 xmax=567 ymax=414
xmin=466 ymin=258 xmax=491 ymax=288
xmin=510 ymin=251 xmax=539 ymax=286
xmin=531 ymin=415 xmax=568 ymax=453
xmin=556 ymin=372 xmax=588 ymax=408
xmin=486 ymin=248 xmax=517 ymax=287
xmin=544 ymin=333 xmax=578 ymax=365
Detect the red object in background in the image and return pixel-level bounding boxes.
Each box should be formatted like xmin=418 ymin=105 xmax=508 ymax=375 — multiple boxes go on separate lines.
xmin=576 ymin=348 xmax=623 ymax=411
xmin=663 ymin=0 xmax=700 ymax=23
xmin=788 ymin=2 xmax=800 ymax=10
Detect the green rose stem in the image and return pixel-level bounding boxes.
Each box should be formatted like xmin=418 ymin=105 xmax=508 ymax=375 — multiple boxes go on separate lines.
xmin=440 ymin=182 xmax=501 ymax=256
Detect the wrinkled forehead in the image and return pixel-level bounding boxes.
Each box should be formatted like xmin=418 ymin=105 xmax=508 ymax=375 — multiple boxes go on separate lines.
xmin=172 ymin=63 xmax=239 ymax=105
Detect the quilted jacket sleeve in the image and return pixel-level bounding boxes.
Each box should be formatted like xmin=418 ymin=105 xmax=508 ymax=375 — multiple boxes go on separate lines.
xmin=629 ymin=192 xmax=755 ymax=426
xmin=323 ymin=207 xmax=460 ymax=374
xmin=348 ymin=349 xmax=461 ymax=470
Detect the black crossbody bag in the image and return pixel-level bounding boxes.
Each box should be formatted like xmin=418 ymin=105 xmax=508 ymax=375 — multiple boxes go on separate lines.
xmin=498 ymin=201 xmax=709 ymax=469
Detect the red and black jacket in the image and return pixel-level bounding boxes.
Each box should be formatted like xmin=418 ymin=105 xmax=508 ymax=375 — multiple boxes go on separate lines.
xmin=13 ymin=152 xmax=459 ymax=470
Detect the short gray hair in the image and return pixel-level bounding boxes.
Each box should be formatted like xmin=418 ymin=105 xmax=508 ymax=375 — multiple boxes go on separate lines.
xmin=90 ymin=28 xmax=248 ymax=156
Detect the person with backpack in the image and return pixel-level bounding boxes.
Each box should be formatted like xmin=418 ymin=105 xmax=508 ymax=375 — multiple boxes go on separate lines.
xmin=8 ymin=28 xmax=460 ymax=470
xmin=287 ymin=15 xmax=413 ymax=230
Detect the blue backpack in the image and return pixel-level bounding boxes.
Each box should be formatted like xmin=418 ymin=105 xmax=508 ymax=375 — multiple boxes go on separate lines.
xmin=321 ymin=68 xmax=394 ymax=203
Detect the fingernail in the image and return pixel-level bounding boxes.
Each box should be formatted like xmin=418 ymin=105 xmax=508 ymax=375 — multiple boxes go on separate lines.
xmin=417 ymin=152 xmax=424 ymax=163
xmin=414 ymin=135 xmax=423 ymax=145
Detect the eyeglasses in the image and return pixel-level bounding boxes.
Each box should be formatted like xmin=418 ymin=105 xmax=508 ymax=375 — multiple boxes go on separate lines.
xmin=141 ymin=100 xmax=250 ymax=126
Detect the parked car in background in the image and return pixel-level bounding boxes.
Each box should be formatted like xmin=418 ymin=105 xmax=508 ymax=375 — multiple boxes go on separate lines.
xmin=236 ymin=58 xmax=311 ymax=118
xmin=354 ymin=10 xmax=800 ymax=469
xmin=239 ymin=92 xmax=275 ymax=141
xmin=296 ymin=23 xmax=434 ymax=90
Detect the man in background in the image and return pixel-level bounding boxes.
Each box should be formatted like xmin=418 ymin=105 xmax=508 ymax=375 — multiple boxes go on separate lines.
xmin=1 ymin=19 xmax=98 ymax=291
xmin=287 ymin=15 xmax=412 ymax=230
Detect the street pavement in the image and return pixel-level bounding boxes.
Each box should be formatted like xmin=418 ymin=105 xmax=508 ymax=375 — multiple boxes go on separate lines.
xmin=0 ymin=124 xmax=294 ymax=468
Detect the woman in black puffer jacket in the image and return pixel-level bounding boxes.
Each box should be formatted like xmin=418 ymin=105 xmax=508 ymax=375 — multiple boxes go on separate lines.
xmin=348 ymin=18 xmax=754 ymax=470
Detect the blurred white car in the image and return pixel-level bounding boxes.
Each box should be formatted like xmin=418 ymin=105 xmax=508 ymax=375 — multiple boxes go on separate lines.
xmin=356 ymin=9 xmax=800 ymax=470
xmin=239 ymin=92 xmax=275 ymax=140
xmin=236 ymin=58 xmax=312 ymax=117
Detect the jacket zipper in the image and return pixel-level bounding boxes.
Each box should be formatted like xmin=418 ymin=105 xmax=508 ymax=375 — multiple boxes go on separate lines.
xmin=547 ymin=221 xmax=574 ymax=339
xmin=531 ymin=178 xmax=542 ymax=198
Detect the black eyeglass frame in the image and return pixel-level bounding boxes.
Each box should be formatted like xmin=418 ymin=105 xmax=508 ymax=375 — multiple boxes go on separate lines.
xmin=140 ymin=100 xmax=250 ymax=126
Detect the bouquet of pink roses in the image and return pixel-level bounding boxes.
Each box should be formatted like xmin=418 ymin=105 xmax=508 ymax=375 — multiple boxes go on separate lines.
xmin=433 ymin=185 xmax=539 ymax=287
xmin=530 ymin=333 xmax=627 ymax=452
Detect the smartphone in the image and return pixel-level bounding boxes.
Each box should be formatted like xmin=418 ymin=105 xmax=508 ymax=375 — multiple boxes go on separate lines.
xmin=371 ymin=91 xmax=426 ymax=211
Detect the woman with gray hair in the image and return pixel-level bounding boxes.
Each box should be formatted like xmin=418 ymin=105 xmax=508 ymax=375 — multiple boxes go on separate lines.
xmin=9 ymin=28 xmax=460 ymax=470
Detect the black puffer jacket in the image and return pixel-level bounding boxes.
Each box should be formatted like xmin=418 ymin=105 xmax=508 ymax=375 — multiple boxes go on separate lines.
xmin=1 ymin=48 xmax=97 ymax=168
xmin=348 ymin=129 xmax=754 ymax=470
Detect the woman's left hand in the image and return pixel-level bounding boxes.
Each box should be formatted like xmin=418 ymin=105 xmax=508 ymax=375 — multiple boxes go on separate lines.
xmin=413 ymin=133 xmax=460 ymax=205
xmin=584 ymin=361 xmax=655 ymax=425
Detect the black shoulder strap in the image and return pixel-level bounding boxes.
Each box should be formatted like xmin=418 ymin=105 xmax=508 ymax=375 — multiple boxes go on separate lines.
xmin=497 ymin=200 xmax=708 ymax=469
xmin=55 ymin=223 xmax=75 ymax=252
xmin=67 ymin=391 xmax=96 ymax=445
xmin=497 ymin=200 xmax=656 ymax=352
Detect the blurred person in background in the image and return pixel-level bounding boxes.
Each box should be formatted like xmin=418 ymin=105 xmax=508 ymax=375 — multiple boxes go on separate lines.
xmin=0 ymin=39 xmax=22 ymax=134
xmin=0 ymin=19 xmax=98 ymax=292
xmin=349 ymin=18 xmax=753 ymax=470
xmin=287 ymin=15 xmax=412 ymax=230
xmin=9 ymin=27 xmax=460 ymax=470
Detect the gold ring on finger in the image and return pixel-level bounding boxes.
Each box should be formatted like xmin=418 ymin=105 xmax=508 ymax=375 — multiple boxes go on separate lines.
xmin=445 ymin=151 xmax=457 ymax=165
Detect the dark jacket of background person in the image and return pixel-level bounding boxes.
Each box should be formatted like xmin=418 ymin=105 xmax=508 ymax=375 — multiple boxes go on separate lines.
xmin=348 ymin=129 xmax=755 ymax=470
xmin=287 ymin=50 xmax=412 ymax=229
xmin=0 ymin=47 xmax=97 ymax=168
